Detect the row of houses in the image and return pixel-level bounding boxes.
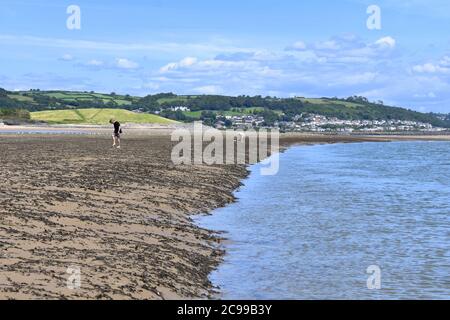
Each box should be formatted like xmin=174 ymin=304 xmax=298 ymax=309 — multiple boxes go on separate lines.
xmin=218 ymin=113 xmax=447 ymax=132
xmin=216 ymin=115 xmax=266 ymax=129
xmin=135 ymin=106 xmax=191 ymax=114
xmin=276 ymin=114 xmax=446 ymax=132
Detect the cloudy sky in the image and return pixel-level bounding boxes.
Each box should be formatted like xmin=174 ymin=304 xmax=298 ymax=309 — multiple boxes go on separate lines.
xmin=1 ymin=0 xmax=450 ymax=112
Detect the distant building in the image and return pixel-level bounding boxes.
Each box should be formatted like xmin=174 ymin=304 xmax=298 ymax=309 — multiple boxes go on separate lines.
xmin=170 ymin=106 xmax=190 ymax=112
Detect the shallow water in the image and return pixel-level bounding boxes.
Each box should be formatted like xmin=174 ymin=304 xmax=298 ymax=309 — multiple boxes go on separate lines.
xmin=0 ymin=129 xmax=94 ymax=135
xmin=196 ymin=141 xmax=450 ymax=299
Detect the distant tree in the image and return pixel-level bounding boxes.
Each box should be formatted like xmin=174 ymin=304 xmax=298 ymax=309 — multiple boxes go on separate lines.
xmin=261 ymin=109 xmax=279 ymax=126
xmin=200 ymin=110 xmax=217 ymax=126
xmin=346 ymin=95 xmax=369 ymax=103
xmin=106 ymin=100 xmax=118 ymax=108
xmin=0 ymin=108 xmax=30 ymax=120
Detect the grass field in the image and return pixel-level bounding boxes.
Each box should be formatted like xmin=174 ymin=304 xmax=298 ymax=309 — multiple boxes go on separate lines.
xmin=11 ymin=91 xmax=139 ymax=107
xmin=298 ymin=98 xmax=364 ymax=109
xmin=41 ymin=92 xmax=136 ymax=106
xmin=7 ymin=94 xmax=35 ymax=103
xmin=31 ymin=108 xmax=178 ymax=125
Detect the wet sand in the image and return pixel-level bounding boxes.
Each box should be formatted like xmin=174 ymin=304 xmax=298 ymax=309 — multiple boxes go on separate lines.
xmin=0 ymin=130 xmax=448 ymax=300
xmin=0 ymin=134 xmax=247 ymax=299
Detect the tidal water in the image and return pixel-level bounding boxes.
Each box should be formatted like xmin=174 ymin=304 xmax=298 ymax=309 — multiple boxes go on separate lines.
xmin=195 ymin=141 xmax=450 ymax=300
xmin=0 ymin=129 xmax=94 ymax=135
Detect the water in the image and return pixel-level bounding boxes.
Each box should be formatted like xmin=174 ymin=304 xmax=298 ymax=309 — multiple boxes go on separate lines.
xmin=195 ymin=141 xmax=450 ymax=300
xmin=0 ymin=129 xmax=95 ymax=135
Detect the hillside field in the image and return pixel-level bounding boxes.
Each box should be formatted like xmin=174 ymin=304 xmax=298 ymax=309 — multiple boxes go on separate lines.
xmin=31 ymin=108 xmax=178 ymax=125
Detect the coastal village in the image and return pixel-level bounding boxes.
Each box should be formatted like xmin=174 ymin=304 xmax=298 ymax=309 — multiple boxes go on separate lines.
xmin=149 ymin=106 xmax=448 ymax=133
xmin=219 ymin=114 xmax=447 ymax=133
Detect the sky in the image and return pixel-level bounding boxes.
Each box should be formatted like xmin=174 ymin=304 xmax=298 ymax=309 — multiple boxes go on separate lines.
xmin=1 ymin=0 xmax=450 ymax=112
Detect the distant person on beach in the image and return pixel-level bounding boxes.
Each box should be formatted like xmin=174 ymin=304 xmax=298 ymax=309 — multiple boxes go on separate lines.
xmin=110 ymin=119 xmax=122 ymax=149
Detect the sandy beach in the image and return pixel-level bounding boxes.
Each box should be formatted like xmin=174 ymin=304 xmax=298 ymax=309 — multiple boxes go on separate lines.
xmin=1 ymin=128 xmax=449 ymax=300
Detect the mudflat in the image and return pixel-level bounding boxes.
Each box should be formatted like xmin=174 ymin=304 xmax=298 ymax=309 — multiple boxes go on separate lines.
xmin=0 ymin=134 xmax=247 ymax=299
xmin=0 ymin=131 xmax=448 ymax=300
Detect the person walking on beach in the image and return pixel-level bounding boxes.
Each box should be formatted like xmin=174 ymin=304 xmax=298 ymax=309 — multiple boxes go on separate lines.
xmin=110 ymin=119 xmax=122 ymax=149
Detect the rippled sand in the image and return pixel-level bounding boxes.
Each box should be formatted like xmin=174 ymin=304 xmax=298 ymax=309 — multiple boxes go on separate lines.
xmin=0 ymin=134 xmax=246 ymax=299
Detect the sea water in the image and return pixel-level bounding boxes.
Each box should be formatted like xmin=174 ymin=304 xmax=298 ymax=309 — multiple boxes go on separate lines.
xmin=195 ymin=141 xmax=450 ymax=299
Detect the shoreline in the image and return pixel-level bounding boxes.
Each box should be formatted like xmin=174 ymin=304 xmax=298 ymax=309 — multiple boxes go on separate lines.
xmin=2 ymin=124 xmax=450 ymax=140
xmin=1 ymin=130 xmax=449 ymax=300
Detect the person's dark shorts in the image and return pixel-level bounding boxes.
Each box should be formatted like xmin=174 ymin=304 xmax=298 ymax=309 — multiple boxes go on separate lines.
xmin=113 ymin=132 xmax=120 ymax=138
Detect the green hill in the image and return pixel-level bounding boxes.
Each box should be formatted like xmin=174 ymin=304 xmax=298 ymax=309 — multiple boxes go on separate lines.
xmin=2 ymin=90 xmax=140 ymax=111
xmin=2 ymin=89 xmax=449 ymax=127
xmin=144 ymin=94 xmax=450 ymax=127
xmin=31 ymin=108 xmax=178 ymax=125
xmin=38 ymin=91 xmax=138 ymax=106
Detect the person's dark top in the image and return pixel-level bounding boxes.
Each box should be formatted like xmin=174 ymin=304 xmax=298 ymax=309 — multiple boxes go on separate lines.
xmin=113 ymin=121 xmax=121 ymax=134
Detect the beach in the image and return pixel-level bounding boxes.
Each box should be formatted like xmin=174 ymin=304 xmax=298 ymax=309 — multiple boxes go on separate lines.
xmin=1 ymin=128 xmax=449 ymax=300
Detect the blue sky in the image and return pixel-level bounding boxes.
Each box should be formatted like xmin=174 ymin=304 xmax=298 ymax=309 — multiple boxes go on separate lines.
xmin=1 ymin=0 xmax=450 ymax=112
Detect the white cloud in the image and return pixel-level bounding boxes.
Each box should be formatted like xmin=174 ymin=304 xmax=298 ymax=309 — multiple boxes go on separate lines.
xmin=116 ymin=58 xmax=139 ymax=69
xmin=0 ymin=34 xmax=253 ymax=56
xmin=194 ymin=85 xmax=222 ymax=95
xmin=141 ymin=82 xmax=160 ymax=90
xmin=286 ymin=41 xmax=307 ymax=51
xmin=414 ymin=92 xmax=437 ymax=98
xmin=328 ymin=72 xmax=378 ymax=86
xmin=86 ymin=59 xmax=104 ymax=66
xmin=284 ymin=35 xmax=397 ymax=67
xmin=150 ymin=35 xmax=404 ymax=101
xmin=60 ymin=54 xmax=74 ymax=61
xmin=412 ymin=62 xmax=450 ymax=74
xmin=179 ymin=57 xmax=197 ymax=67
xmin=315 ymin=40 xmax=340 ymax=50
xmin=77 ymin=58 xmax=138 ymax=70
xmin=160 ymin=57 xmax=198 ymax=72
xmin=15 ymin=31 xmax=444 ymax=112
xmin=159 ymin=56 xmax=267 ymax=74
xmin=375 ymin=36 xmax=396 ymax=49
xmin=439 ymin=56 xmax=450 ymax=67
